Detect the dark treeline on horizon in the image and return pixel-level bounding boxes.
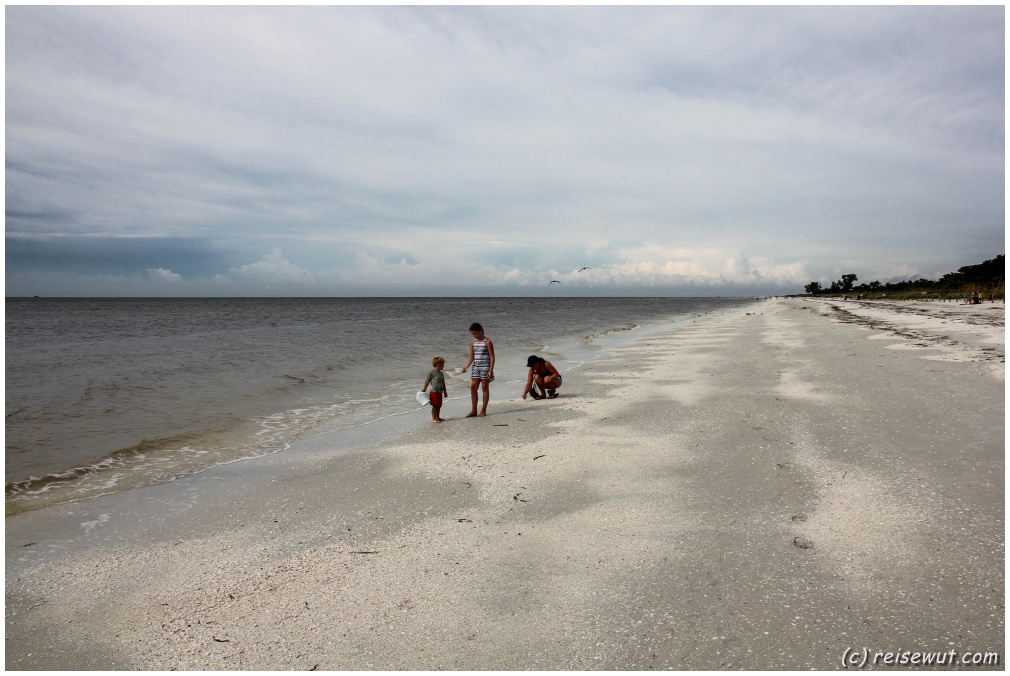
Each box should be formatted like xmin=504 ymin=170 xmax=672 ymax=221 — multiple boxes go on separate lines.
xmin=804 ymin=255 xmax=1005 ymax=296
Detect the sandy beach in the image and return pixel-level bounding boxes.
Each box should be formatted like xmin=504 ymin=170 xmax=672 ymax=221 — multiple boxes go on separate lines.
xmin=6 ymin=297 xmax=1004 ymax=670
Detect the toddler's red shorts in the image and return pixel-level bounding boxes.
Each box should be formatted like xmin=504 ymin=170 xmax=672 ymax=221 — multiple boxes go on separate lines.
xmin=429 ymin=392 xmax=443 ymax=407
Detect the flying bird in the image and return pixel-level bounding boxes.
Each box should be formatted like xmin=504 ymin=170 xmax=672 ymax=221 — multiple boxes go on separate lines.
xmin=549 ymin=280 xmax=562 ymax=285
xmin=577 ymin=266 xmax=592 ymax=272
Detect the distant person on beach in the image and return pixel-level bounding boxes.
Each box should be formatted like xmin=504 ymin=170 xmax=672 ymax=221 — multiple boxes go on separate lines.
xmin=462 ymin=323 xmax=494 ymax=417
xmin=422 ymin=356 xmax=448 ymax=423
xmin=522 ymin=355 xmax=562 ymax=400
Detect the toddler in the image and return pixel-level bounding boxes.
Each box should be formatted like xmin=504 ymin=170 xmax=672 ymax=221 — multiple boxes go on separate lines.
xmin=422 ymin=356 xmax=448 ymax=423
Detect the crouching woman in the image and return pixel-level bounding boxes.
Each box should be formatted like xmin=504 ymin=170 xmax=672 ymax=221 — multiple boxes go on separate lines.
xmin=522 ymin=355 xmax=562 ymax=400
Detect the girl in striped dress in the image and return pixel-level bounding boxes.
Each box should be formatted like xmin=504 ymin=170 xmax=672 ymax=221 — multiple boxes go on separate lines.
xmin=462 ymin=322 xmax=495 ymax=417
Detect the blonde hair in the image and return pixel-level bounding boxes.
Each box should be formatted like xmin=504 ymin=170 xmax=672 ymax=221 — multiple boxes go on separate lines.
xmin=432 ymin=356 xmax=445 ymax=367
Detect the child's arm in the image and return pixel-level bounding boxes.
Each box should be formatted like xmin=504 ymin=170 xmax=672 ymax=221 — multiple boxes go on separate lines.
xmin=462 ymin=341 xmax=475 ymax=372
xmin=422 ymin=379 xmax=430 ymax=392
xmin=486 ymin=338 xmax=495 ymax=376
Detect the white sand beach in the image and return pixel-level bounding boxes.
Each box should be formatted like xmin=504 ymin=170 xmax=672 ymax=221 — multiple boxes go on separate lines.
xmin=6 ymin=297 xmax=1004 ymax=670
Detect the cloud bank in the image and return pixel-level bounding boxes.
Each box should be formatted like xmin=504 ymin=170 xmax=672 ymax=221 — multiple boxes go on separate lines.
xmin=6 ymin=6 xmax=1004 ymax=296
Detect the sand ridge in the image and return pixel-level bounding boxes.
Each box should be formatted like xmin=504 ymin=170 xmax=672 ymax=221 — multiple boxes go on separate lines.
xmin=809 ymin=298 xmax=1004 ymax=378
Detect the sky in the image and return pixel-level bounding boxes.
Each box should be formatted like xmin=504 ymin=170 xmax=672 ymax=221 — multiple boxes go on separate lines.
xmin=5 ymin=5 xmax=1005 ymax=297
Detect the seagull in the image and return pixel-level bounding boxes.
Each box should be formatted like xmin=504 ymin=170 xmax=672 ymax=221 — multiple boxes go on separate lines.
xmin=549 ymin=280 xmax=562 ymax=285
xmin=577 ymin=266 xmax=592 ymax=272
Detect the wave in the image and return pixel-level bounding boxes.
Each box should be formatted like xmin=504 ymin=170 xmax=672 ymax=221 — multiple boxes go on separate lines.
xmin=4 ymin=392 xmax=423 ymax=516
xmin=5 ymin=432 xmax=226 ymax=516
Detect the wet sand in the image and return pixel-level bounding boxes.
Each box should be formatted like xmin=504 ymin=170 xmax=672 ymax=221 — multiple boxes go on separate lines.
xmin=5 ymin=297 xmax=1003 ymax=670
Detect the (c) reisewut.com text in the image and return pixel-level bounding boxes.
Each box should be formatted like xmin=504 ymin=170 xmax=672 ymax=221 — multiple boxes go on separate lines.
xmin=842 ymin=647 xmax=1000 ymax=668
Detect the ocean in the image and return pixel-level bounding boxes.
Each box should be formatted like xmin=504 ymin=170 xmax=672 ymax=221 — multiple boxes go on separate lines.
xmin=5 ymin=296 xmax=756 ymax=515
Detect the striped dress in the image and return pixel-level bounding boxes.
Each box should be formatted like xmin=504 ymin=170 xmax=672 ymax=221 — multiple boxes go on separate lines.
xmin=471 ymin=338 xmax=492 ymax=380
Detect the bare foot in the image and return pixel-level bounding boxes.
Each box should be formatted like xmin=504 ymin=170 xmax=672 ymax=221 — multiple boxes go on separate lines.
xmin=465 ymin=411 xmax=478 ymax=418
xmin=432 ymin=419 xmax=442 ymax=424
xmin=548 ymin=390 xmax=559 ymax=399
xmin=477 ymin=411 xmax=487 ymax=417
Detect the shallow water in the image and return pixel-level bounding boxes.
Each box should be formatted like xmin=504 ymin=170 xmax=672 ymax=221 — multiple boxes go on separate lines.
xmin=5 ymin=296 xmax=756 ymax=513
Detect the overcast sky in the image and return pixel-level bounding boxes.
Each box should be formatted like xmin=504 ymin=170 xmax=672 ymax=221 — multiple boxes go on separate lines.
xmin=6 ymin=6 xmax=1005 ymax=297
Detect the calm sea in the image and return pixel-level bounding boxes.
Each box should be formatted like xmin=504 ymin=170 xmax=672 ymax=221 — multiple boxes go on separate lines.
xmin=6 ymin=297 xmax=755 ymax=514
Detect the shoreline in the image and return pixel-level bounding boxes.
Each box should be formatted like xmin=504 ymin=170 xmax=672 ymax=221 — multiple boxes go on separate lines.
xmin=5 ymin=297 xmax=748 ymax=518
xmin=6 ymin=298 xmax=1003 ymax=670
xmin=4 ymin=303 xmax=740 ymax=579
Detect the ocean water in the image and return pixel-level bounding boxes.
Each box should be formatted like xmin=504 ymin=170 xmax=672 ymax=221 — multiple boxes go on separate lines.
xmin=5 ymin=297 xmax=756 ymax=514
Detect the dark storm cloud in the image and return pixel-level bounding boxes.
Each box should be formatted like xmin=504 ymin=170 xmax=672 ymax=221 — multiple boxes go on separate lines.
xmin=6 ymin=236 xmax=228 ymax=277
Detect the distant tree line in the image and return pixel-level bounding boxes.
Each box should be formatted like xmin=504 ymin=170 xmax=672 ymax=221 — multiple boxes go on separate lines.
xmin=804 ymin=255 xmax=1005 ymax=297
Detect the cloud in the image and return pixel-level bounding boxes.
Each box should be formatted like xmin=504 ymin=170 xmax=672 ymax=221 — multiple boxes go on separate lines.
xmin=4 ymin=235 xmax=230 ymax=276
xmin=5 ymin=6 xmax=1004 ymax=296
xmin=147 ymin=267 xmax=182 ymax=283
xmin=231 ymin=248 xmax=312 ymax=282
